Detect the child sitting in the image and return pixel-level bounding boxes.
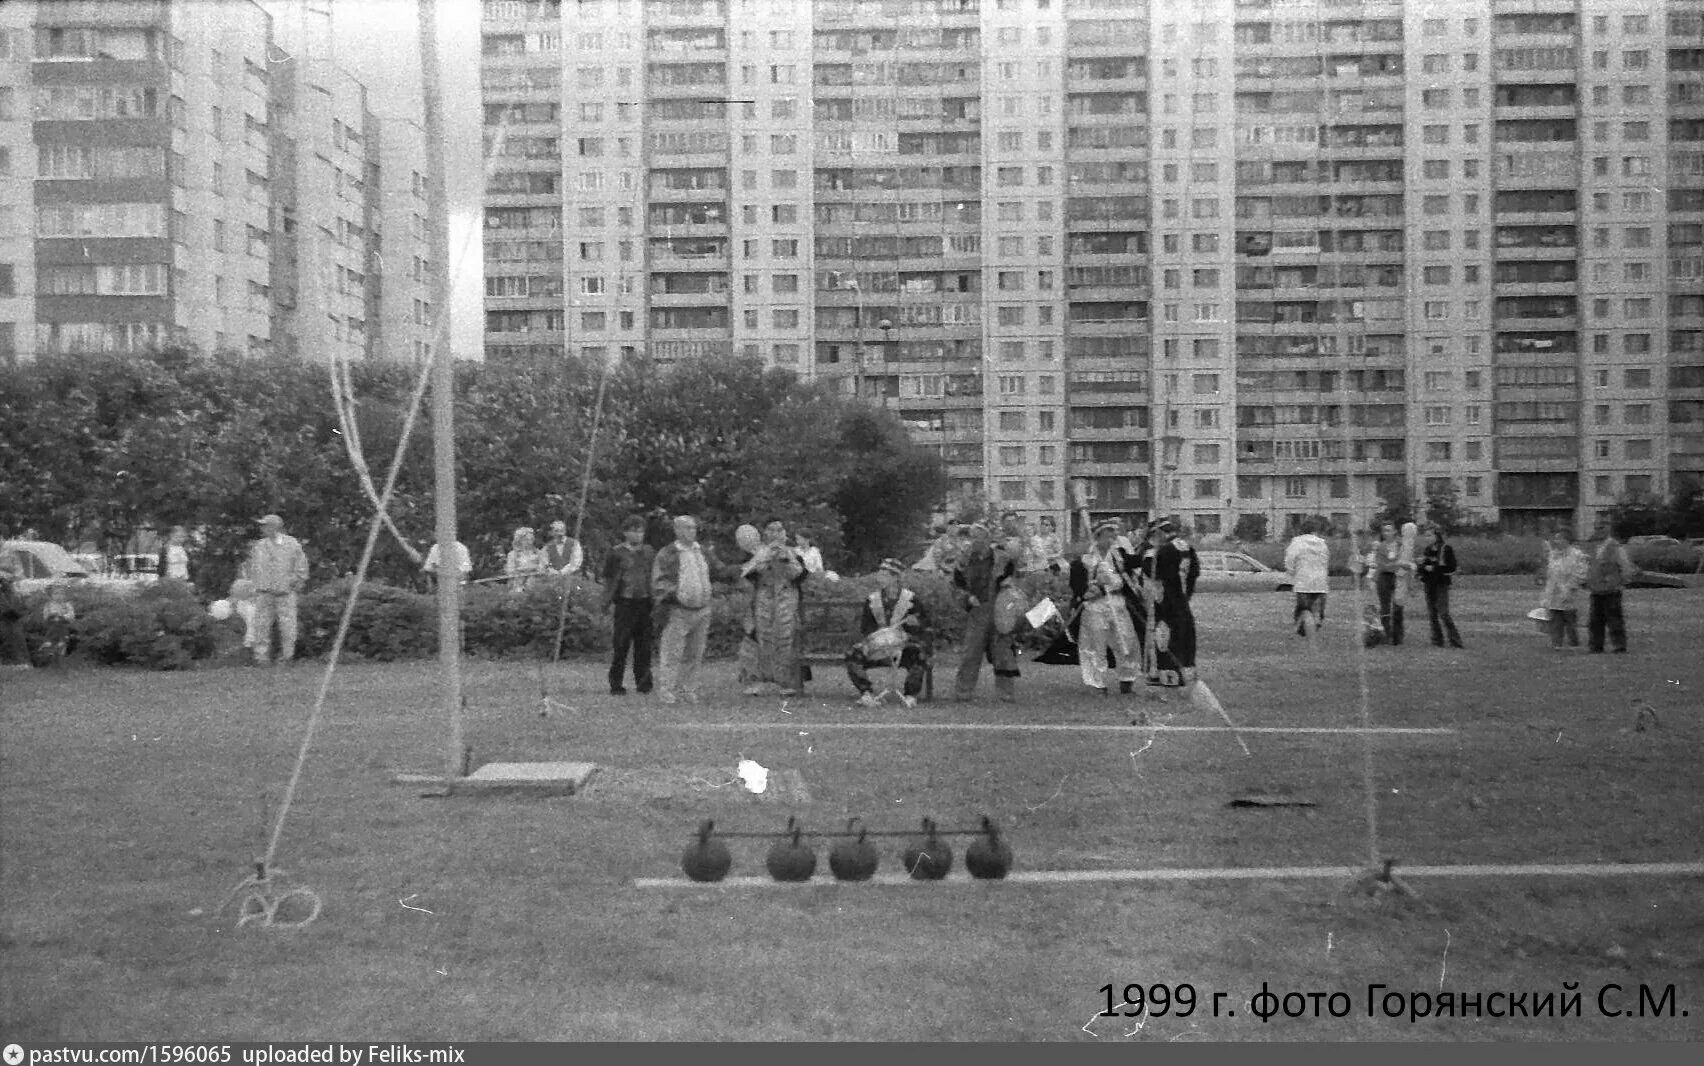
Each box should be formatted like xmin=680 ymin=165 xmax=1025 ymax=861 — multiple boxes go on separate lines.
xmin=1361 ymin=603 xmax=1387 ymax=648
xmin=41 ymin=583 xmax=76 ymax=662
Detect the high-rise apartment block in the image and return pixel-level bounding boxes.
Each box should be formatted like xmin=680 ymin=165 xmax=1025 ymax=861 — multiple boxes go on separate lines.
xmin=480 ymin=0 xmax=1704 ymax=535
xmin=0 ymin=0 xmax=440 ymax=366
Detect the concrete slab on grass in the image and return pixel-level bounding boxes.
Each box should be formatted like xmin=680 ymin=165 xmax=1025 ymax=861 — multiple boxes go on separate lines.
xmin=456 ymin=759 xmax=603 ymax=793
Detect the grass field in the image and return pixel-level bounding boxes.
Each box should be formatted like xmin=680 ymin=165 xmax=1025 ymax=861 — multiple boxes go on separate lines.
xmin=2 ymin=580 xmax=1702 ymax=1041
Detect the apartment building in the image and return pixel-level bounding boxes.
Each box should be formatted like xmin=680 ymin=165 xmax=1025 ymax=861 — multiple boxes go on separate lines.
xmin=0 ymin=0 xmax=438 ymax=366
xmin=479 ymin=0 xmax=1704 ymax=535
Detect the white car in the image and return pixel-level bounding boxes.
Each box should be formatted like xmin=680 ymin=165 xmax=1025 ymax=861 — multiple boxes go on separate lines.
xmin=1192 ymin=550 xmax=1294 ymax=593
xmin=2 ymin=540 xmax=155 ymax=595
xmin=2 ymin=540 xmax=93 ymax=595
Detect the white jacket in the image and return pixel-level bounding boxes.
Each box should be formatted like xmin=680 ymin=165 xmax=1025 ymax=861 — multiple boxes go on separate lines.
xmin=1283 ymin=533 xmax=1331 ymax=594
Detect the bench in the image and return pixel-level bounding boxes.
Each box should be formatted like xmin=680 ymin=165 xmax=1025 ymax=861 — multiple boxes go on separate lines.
xmin=798 ymin=597 xmax=936 ymax=702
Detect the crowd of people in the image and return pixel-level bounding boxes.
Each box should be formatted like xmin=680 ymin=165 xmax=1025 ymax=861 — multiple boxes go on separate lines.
xmin=0 ymin=506 xmax=1648 ymax=679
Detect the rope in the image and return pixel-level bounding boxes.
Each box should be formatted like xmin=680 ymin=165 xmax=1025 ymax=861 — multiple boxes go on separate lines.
xmin=329 ymin=355 xmax=422 ymax=565
xmin=221 ymin=864 xmax=323 ymax=930
xmin=259 ymin=344 xmax=434 ymax=879
xmin=244 ymin=94 xmax=505 ymax=920
xmin=538 ymin=351 xmax=617 ymax=712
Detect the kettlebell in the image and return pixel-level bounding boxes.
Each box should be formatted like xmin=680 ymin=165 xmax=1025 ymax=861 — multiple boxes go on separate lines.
xmin=902 ymin=817 xmax=953 ymax=880
xmin=965 ymin=815 xmax=1014 ymax=880
xmin=828 ymin=817 xmax=879 ymax=881
xmin=681 ymin=819 xmax=732 ymax=883
xmin=765 ymin=816 xmax=817 ymax=882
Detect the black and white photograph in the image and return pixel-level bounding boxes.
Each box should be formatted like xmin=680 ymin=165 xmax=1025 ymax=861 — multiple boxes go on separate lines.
xmin=2 ymin=0 xmax=1702 ymax=1045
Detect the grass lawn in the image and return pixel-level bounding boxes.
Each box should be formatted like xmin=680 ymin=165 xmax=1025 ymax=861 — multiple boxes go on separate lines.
xmin=2 ymin=580 xmax=1702 ymax=1041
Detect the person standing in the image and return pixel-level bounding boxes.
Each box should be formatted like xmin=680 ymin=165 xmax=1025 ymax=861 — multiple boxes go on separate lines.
xmin=543 ymin=520 xmax=584 ymax=581
xmin=247 ymin=514 xmax=309 ymax=665
xmin=793 ymin=529 xmax=825 ymax=576
xmin=652 ymin=514 xmax=735 ymax=704
xmin=950 ymin=521 xmax=1019 ymax=702
xmin=845 ymin=558 xmax=930 ymax=708
xmin=602 ymin=514 xmax=655 ymax=695
xmin=1142 ymin=518 xmax=1200 ymax=690
xmin=1540 ymin=528 xmax=1588 ymax=649
xmin=422 ymin=540 xmax=472 ymax=588
xmin=1417 ymin=525 xmax=1464 ymax=648
xmin=1071 ymin=520 xmax=1141 ymax=695
xmin=1584 ymin=518 xmax=1637 ymax=653
xmin=1283 ymin=518 xmax=1332 ymax=637
xmin=740 ymin=517 xmax=808 ymax=697
xmin=0 ymin=554 xmax=30 ymax=669
xmin=504 ymin=527 xmax=548 ymax=591
xmin=156 ymin=525 xmax=194 ymax=587
xmin=1361 ymin=522 xmax=1406 ymax=646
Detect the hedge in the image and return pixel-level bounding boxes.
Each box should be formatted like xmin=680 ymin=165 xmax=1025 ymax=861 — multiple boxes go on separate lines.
xmin=1241 ymin=536 xmax=1702 ymax=577
xmin=20 ymin=581 xmax=224 ymax=670
xmin=21 ymin=550 xmax=1686 ymax=671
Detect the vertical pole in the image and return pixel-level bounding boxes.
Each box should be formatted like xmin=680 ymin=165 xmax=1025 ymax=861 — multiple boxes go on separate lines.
xmin=418 ymin=0 xmax=461 ymax=776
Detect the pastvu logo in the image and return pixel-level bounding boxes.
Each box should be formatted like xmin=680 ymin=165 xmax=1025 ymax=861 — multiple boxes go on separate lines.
xmin=4 ymin=1043 xmax=24 ymax=1065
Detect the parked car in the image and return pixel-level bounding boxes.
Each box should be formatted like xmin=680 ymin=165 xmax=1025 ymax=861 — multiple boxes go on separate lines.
xmin=1627 ymin=535 xmax=1687 ymax=550
xmin=1 ymin=540 xmax=159 ymax=595
xmin=1627 ymin=571 xmax=1690 ymax=590
xmin=1193 ymin=550 xmax=1293 ymax=593
xmin=1 ymin=540 xmax=93 ymax=595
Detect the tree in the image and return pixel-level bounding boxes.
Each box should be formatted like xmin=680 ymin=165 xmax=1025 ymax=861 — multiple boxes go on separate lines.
xmin=1232 ymin=513 xmax=1269 ymax=543
xmin=829 ymin=405 xmax=949 ymax=570
xmin=1372 ymin=481 xmax=1415 ymax=531
xmin=1423 ymin=483 xmax=1471 ymax=535
xmin=0 ymin=350 xmax=950 ymax=589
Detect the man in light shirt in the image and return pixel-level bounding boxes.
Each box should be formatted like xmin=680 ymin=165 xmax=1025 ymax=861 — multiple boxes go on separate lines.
xmin=1283 ymin=518 xmax=1332 ymax=637
xmin=651 ymin=514 xmax=735 ymax=704
xmin=422 ymin=540 xmax=473 ymax=588
xmin=247 ymin=513 xmax=310 ymax=664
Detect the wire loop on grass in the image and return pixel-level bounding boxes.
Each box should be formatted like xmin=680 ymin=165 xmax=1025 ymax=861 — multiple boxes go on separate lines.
xmin=223 ymin=865 xmax=323 ymax=930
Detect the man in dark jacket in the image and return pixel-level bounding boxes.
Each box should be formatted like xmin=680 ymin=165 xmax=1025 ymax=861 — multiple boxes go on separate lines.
xmin=602 ymin=514 xmax=656 ymax=695
xmin=1140 ymin=517 xmax=1199 ymax=690
xmin=1416 ymin=524 xmax=1463 ymax=648
xmin=951 ymin=521 xmax=1019 ymax=701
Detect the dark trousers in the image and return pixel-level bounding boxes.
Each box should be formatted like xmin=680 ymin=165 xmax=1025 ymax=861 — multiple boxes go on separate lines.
xmin=1588 ymin=591 xmax=1627 ymax=653
xmin=1425 ymin=584 xmax=1461 ymax=647
xmin=1374 ymin=571 xmax=1404 ymax=645
xmin=1548 ymin=608 xmax=1579 ymax=647
xmin=609 ymin=598 xmax=654 ymax=692
xmin=846 ymin=643 xmax=927 ymax=697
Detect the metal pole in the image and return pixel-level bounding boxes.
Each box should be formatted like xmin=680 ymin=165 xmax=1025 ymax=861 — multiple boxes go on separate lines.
xmin=418 ymin=0 xmax=461 ymax=777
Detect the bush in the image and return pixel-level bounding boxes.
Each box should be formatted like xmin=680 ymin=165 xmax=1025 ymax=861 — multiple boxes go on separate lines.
xmin=1629 ymin=545 xmax=1703 ymax=575
xmin=1244 ymin=536 xmax=1555 ymax=577
xmin=35 ymin=581 xmax=222 ymax=670
xmin=296 ymin=576 xmax=616 ymax=662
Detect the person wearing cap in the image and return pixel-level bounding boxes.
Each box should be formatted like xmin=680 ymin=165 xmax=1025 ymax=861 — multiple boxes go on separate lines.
xmin=1140 ymin=517 xmax=1200 ymax=691
xmin=950 ymin=520 xmax=1020 ymax=702
xmin=846 ymin=558 xmax=930 ymax=708
xmin=246 ymin=514 xmax=310 ymax=664
xmin=1071 ymin=520 xmax=1141 ymax=695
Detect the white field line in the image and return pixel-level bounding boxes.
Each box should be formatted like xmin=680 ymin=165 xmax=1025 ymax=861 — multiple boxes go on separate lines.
xmin=634 ymin=861 xmax=1704 ymax=890
xmin=673 ymin=722 xmax=1455 ymax=736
